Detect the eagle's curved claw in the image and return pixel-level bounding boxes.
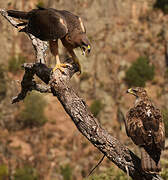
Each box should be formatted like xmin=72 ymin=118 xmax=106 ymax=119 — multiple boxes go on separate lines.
xmin=52 ymin=63 xmax=69 ymax=73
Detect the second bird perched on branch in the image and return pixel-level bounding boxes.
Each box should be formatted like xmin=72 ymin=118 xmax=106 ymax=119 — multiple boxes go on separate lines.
xmin=7 ymin=6 xmax=91 ymax=74
xmin=126 ymin=87 xmax=165 ymax=173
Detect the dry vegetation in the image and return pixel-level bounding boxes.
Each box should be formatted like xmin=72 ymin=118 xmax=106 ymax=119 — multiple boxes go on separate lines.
xmin=0 ymin=0 xmax=168 ymax=179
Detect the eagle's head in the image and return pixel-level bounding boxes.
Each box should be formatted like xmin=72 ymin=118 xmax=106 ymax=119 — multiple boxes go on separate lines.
xmin=75 ymin=33 xmax=91 ymax=56
xmin=80 ymin=41 xmax=91 ymax=56
xmin=66 ymin=32 xmax=91 ymax=55
xmin=126 ymin=87 xmax=148 ymax=98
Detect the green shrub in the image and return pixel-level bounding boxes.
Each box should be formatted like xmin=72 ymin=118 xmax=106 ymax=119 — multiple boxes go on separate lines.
xmin=161 ymin=160 xmax=168 ymax=179
xmin=14 ymin=166 xmax=39 ymax=180
xmin=0 ymin=65 xmax=7 ymax=101
xmin=161 ymin=109 xmax=168 ymax=137
xmin=125 ymin=56 xmax=155 ymax=87
xmin=60 ymin=164 xmax=73 ymax=180
xmin=36 ymin=1 xmax=45 ymax=8
xmin=90 ymin=99 xmax=104 ymax=117
xmin=8 ymin=55 xmax=26 ymax=74
xmin=20 ymin=92 xmax=47 ymax=128
xmin=154 ymin=0 xmax=168 ymax=14
xmin=0 ymin=164 xmax=8 ymax=179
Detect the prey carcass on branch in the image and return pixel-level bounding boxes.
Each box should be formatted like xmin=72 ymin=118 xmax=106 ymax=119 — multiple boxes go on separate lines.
xmin=0 ymin=9 xmax=163 ymax=180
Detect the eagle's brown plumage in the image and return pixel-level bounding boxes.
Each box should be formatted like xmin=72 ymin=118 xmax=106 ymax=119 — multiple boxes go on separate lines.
xmin=126 ymin=87 xmax=165 ymax=173
xmin=7 ymin=7 xmax=91 ymax=73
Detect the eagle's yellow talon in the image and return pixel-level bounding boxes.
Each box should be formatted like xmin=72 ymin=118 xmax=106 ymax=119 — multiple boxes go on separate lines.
xmin=52 ymin=63 xmax=68 ymax=73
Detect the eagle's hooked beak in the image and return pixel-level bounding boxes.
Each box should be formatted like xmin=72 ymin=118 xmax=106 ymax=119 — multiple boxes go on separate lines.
xmin=126 ymin=88 xmax=137 ymax=96
xmin=81 ymin=45 xmax=91 ymax=56
xmin=126 ymin=88 xmax=133 ymax=94
xmin=87 ymin=45 xmax=91 ymax=53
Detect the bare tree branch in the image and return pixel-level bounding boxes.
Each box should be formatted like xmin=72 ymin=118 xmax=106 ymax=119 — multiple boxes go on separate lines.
xmin=28 ymin=34 xmax=48 ymax=64
xmin=0 ymin=9 xmax=18 ymax=27
xmin=0 ymin=9 xmax=48 ymax=64
xmin=12 ymin=63 xmax=52 ymax=103
xmin=49 ymin=65 xmax=163 ymax=180
xmin=1 ymin=8 xmax=163 ymax=180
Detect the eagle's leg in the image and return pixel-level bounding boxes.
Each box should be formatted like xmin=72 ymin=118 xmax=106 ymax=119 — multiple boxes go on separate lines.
xmin=49 ymin=40 xmax=68 ymax=73
xmin=52 ymin=55 xmax=68 ymax=73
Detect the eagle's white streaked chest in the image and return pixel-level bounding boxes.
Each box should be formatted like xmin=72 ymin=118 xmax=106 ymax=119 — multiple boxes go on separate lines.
xmin=135 ymin=99 xmax=152 ymax=117
xmin=146 ymin=106 xmax=152 ymax=117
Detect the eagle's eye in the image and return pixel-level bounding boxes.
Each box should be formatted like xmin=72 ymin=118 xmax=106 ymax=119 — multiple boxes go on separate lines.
xmin=132 ymin=89 xmax=138 ymax=93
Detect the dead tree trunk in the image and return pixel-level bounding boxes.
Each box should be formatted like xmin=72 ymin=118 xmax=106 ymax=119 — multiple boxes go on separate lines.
xmin=0 ymin=9 xmax=163 ymax=180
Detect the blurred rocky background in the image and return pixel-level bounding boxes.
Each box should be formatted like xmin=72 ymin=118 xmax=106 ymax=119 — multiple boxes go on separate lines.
xmin=0 ymin=0 xmax=168 ymax=179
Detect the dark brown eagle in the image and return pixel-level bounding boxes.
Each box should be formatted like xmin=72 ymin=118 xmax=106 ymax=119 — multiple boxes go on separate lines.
xmin=126 ymin=87 xmax=165 ymax=173
xmin=7 ymin=7 xmax=91 ymax=73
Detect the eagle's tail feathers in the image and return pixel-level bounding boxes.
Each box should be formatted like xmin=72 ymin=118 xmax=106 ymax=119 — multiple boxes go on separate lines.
xmin=7 ymin=10 xmax=28 ymax=20
xmin=140 ymin=147 xmax=161 ymax=173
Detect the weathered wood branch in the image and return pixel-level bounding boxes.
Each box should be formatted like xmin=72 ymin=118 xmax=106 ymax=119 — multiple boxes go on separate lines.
xmin=12 ymin=63 xmax=52 ymax=103
xmin=1 ymin=8 xmax=163 ymax=180
xmin=0 ymin=9 xmax=48 ymax=64
xmin=12 ymin=62 xmax=162 ymax=180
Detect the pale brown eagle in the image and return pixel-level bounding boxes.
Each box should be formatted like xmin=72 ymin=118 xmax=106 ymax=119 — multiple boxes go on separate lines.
xmin=126 ymin=87 xmax=165 ymax=173
xmin=7 ymin=7 xmax=91 ymax=73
